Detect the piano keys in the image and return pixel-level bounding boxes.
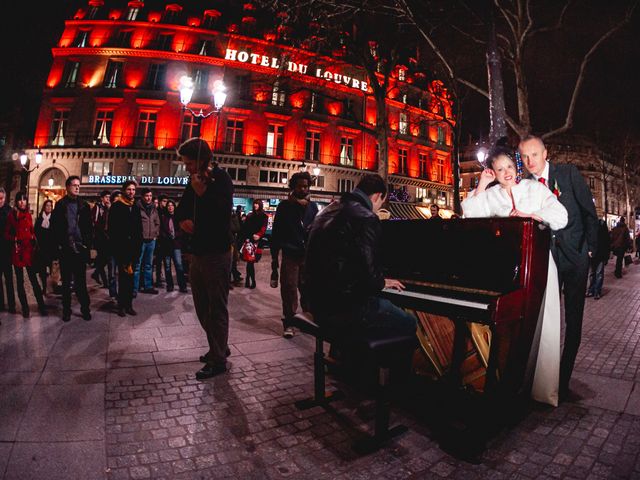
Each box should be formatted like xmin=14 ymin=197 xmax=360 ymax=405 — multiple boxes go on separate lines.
xmin=380 ymin=217 xmax=550 ymax=397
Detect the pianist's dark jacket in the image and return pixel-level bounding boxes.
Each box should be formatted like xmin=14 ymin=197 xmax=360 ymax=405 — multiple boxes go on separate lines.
xmin=305 ymin=188 xmax=385 ymax=319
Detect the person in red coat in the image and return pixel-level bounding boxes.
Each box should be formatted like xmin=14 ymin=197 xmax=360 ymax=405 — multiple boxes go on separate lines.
xmin=4 ymin=191 xmax=46 ymax=317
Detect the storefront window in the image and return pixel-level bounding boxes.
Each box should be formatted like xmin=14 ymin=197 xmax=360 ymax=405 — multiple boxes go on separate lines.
xmin=81 ymin=161 xmax=113 ymax=182
xmin=128 ymin=161 xmax=158 ymax=177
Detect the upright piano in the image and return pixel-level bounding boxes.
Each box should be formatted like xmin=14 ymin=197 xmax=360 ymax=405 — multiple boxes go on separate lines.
xmin=380 ymin=218 xmax=550 ymax=397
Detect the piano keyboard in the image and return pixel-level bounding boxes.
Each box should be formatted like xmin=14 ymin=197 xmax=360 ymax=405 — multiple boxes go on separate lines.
xmin=382 ymin=288 xmax=491 ymax=311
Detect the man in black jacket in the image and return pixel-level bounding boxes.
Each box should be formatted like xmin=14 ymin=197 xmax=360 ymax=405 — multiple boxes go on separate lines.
xmin=51 ymin=176 xmax=93 ymax=322
xmin=108 ymin=181 xmax=143 ymax=317
xmin=520 ymin=135 xmax=599 ymax=400
xmin=175 ymin=138 xmax=233 ymax=380
xmin=270 ymin=172 xmax=319 ymax=338
xmin=305 ymin=174 xmax=416 ymax=342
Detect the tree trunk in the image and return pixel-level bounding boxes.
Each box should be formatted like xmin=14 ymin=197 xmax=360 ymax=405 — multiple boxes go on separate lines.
xmin=375 ymin=89 xmax=389 ymax=183
xmin=486 ymin=9 xmax=508 ymax=147
xmin=513 ymin=55 xmax=531 ymax=138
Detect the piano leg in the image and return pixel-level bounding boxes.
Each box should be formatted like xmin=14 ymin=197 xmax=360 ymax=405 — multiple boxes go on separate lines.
xmin=447 ymin=318 xmax=468 ymax=387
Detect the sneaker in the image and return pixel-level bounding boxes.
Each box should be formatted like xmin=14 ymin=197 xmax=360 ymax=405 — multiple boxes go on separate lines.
xmin=594 ymin=293 xmax=601 ymax=300
xmin=283 ymin=327 xmax=295 ymax=339
xmin=585 ymin=292 xmax=594 ymax=298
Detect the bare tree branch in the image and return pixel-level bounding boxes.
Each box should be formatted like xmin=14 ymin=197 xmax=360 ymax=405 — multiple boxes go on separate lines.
xmin=542 ymin=2 xmax=638 ymax=140
xmin=528 ymin=0 xmax=574 ymax=37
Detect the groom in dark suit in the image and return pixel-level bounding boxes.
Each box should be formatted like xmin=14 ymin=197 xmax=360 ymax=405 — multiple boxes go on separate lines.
xmin=519 ymin=135 xmax=599 ymax=400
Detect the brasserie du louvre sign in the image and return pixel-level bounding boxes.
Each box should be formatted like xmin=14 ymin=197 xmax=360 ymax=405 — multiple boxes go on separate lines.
xmin=86 ymin=175 xmax=189 ymax=186
xmin=224 ymin=48 xmax=370 ymax=92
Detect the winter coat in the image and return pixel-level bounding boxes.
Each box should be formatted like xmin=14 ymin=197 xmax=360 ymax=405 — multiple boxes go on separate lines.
xmin=610 ymin=224 xmax=632 ymax=252
xmin=158 ymin=213 xmax=182 ymax=256
xmin=108 ymin=200 xmax=143 ymax=265
xmin=139 ymin=201 xmax=160 ymax=240
xmin=4 ymin=209 xmax=36 ymax=268
xmin=305 ymin=189 xmax=385 ymax=318
xmin=34 ymin=213 xmax=57 ymax=264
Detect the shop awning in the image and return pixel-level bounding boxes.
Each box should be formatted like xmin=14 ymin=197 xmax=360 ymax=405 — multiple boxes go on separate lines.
xmin=387 ymin=202 xmax=429 ymax=220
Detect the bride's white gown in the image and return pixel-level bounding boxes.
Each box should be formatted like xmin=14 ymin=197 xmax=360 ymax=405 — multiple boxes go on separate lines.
xmin=461 ymin=179 xmax=568 ymax=406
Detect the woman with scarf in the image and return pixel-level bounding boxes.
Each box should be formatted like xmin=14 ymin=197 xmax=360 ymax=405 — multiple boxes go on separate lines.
xmin=108 ymin=181 xmax=143 ymax=317
xmin=34 ymin=199 xmax=56 ymax=295
xmin=4 ymin=192 xmax=47 ymax=317
xmin=158 ymin=199 xmax=187 ymax=293
xmin=239 ymin=200 xmax=268 ymax=289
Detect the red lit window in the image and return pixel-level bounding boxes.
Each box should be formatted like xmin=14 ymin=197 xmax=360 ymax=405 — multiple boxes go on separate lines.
xmin=271 ymin=81 xmax=286 ymax=107
xmin=136 ymin=112 xmax=157 ymax=147
xmin=126 ymin=7 xmax=139 ymax=20
xmin=197 ymin=40 xmax=211 ymax=56
xmin=225 ymin=120 xmax=244 ymax=153
xmin=74 ymin=30 xmax=90 ymax=48
xmin=181 ymin=113 xmax=201 ymax=142
xmin=435 ymin=156 xmax=445 ymax=182
xmin=305 ymin=131 xmax=321 ymax=162
xmin=193 ymin=68 xmax=209 ymax=93
xmin=156 ymin=34 xmax=174 ymax=51
xmin=62 ymin=61 xmax=80 ymax=88
xmin=114 ymin=30 xmax=133 ymax=48
xmin=338 ymin=179 xmax=354 ymax=193
xmin=94 ymin=110 xmax=114 ymax=145
xmin=399 ymin=112 xmax=409 ymax=135
xmin=419 ymin=153 xmax=429 ymax=179
xmin=104 ymin=61 xmax=123 ymax=89
xmin=437 ymin=125 xmax=446 ymax=144
xmin=398 ymin=149 xmax=408 ymax=175
xmin=87 ymin=6 xmax=99 ymax=19
xmin=266 ymin=125 xmax=284 ymax=157
xmin=146 ymin=64 xmax=167 ymax=90
xmin=339 ymin=137 xmax=354 ymax=167
xmin=50 ymin=110 xmax=69 ymax=146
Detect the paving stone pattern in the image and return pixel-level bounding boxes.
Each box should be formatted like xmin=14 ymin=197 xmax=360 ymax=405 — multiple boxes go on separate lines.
xmin=1 ymin=253 xmax=640 ymax=479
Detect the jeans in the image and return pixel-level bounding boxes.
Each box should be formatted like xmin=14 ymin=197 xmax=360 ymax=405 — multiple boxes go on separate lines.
xmin=164 ymin=248 xmax=186 ymax=290
xmin=134 ymin=239 xmax=156 ymax=291
xmin=361 ymin=297 xmax=418 ymax=338
xmin=108 ymin=256 xmax=118 ymax=298
xmin=587 ymin=260 xmax=605 ymax=296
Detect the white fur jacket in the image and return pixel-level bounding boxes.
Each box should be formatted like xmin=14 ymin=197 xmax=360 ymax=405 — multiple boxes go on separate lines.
xmin=462 ymin=179 xmax=568 ymax=231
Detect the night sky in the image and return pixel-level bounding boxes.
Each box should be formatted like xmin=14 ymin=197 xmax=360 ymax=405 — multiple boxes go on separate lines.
xmin=1 ymin=0 xmax=638 ymax=147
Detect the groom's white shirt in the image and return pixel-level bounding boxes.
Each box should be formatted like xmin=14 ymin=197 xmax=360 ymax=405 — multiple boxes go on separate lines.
xmin=531 ymin=161 xmax=550 ymax=183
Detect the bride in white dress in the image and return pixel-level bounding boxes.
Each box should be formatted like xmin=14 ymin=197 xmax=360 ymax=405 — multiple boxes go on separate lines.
xmin=461 ymin=148 xmax=568 ymax=406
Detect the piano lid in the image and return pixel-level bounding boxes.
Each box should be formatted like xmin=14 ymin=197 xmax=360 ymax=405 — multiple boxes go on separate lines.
xmin=380 ymin=218 xmax=528 ymax=295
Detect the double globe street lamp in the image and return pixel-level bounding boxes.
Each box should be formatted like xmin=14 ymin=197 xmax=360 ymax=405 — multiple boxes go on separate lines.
xmin=12 ymin=150 xmax=43 ymax=193
xmin=178 ymin=75 xmax=227 ymax=151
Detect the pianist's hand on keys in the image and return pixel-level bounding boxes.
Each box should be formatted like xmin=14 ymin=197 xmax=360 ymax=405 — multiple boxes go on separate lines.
xmin=384 ymin=279 xmax=405 ymax=291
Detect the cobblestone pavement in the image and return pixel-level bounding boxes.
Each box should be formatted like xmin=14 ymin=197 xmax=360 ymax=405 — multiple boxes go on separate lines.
xmin=1 ymin=253 xmax=640 ymax=479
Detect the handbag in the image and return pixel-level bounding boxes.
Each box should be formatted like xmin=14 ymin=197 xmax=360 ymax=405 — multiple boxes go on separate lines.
xmin=624 ymin=254 xmax=633 ymax=266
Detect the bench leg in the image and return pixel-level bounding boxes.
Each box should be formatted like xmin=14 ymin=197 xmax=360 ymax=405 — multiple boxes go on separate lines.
xmin=353 ymin=366 xmax=408 ymax=454
xmin=295 ymin=337 xmax=345 ymax=410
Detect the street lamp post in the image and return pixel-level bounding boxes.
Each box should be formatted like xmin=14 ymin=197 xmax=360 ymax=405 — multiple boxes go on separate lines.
xmin=178 ymin=76 xmax=227 ymax=152
xmin=13 ymin=150 xmax=43 ymax=197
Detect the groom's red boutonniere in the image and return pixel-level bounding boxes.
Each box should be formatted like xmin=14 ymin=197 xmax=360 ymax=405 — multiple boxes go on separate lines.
xmin=553 ymin=179 xmax=561 ymax=197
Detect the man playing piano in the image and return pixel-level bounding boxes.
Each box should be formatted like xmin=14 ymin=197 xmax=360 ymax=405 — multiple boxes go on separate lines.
xmin=305 ymin=174 xmax=417 ymax=351
xmin=519 ymin=135 xmax=599 ymax=402
xmin=462 ymin=147 xmax=568 ymax=406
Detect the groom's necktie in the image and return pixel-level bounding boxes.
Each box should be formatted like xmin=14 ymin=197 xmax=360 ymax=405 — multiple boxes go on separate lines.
xmin=538 ymin=177 xmax=547 ymax=187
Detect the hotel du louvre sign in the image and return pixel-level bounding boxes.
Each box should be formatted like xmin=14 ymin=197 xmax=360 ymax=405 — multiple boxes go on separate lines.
xmin=224 ymin=48 xmax=369 ymax=92
xmin=86 ymin=175 xmax=189 ymax=186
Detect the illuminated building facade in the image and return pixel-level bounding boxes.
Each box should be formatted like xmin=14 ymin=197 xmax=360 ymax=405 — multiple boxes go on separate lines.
xmin=26 ymin=0 xmax=455 ymax=218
